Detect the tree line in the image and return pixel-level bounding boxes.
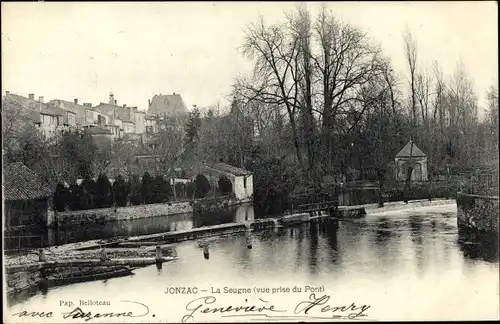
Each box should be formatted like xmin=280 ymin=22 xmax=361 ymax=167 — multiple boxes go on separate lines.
xmin=52 ymin=171 xmax=233 ymax=212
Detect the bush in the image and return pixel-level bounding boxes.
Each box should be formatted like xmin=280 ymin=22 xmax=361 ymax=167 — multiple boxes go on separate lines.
xmin=95 ymin=174 xmax=112 ymax=208
xmin=194 ymin=174 xmax=211 ymax=198
xmin=151 ymin=175 xmax=171 ymax=203
xmin=80 ymin=177 xmax=96 ymax=209
xmin=68 ymin=183 xmax=83 ymax=210
xmin=141 ymin=172 xmax=153 ymax=204
xmin=54 ymin=183 xmax=69 ymax=212
xmin=129 ymin=175 xmax=142 ymax=205
xmin=246 ymin=157 xmax=298 ymax=216
xmin=112 ymin=175 xmax=129 ymax=207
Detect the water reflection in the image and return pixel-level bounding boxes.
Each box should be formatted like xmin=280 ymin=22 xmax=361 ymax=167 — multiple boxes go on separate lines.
xmin=43 ymin=204 xmax=255 ymax=247
xmin=8 ymin=204 xmax=500 ymax=319
xmin=458 ymin=230 xmax=499 ymax=263
xmin=308 ymin=222 xmax=319 ymax=275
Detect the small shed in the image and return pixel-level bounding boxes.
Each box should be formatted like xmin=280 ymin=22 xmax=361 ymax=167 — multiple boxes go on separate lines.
xmin=198 ymin=163 xmax=254 ymax=202
xmin=3 ymin=162 xmax=54 ymax=229
xmin=395 ymin=140 xmax=428 ymax=181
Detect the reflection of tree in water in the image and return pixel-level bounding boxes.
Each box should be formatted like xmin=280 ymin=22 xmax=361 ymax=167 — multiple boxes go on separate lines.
xmin=458 ymin=230 xmax=499 ymax=263
xmin=371 ymin=217 xmax=400 ymax=272
xmin=193 ymin=207 xmax=237 ymax=228
xmin=409 ymin=215 xmax=424 ymax=245
xmin=308 ymin=222 xmax=319 ymax=275
xmin=318 ymin=219 xmax=340 ymax=266
xmin=294 ymin=225 xmax=306 ymax=269
xmin=408 ymin=215 xmax=426 ymax=276
xmin=375 ymin=218 xmax=392 ymax=244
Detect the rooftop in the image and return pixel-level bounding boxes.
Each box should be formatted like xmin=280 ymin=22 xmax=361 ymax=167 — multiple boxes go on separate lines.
xmin=396 ymin=141 xmax=426 ymax=158
xmin=3 ymin=162 xmax=54 ymax=200
xmin=148 ymin=93 xmax=189 ymax=117
xmin=205 ymin=162 xmax=252 ymax=176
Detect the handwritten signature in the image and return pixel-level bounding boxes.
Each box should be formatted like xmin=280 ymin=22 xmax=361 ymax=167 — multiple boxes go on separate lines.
xmin=12 ymin=300 xmax=150 ymax=322
xmin=181 ymin=293 xmax=370 ymax=322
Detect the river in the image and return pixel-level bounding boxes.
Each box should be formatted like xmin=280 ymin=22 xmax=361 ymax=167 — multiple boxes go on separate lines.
xmin=6 ymin=203 xmax=499 ymax=321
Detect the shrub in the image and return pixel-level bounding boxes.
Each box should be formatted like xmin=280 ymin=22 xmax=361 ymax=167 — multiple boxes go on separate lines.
xmin=129 ymin=175 xmax=142 ymax=205
xmin=141 ymin=172 xmax=153 ymax=204
xmin=194 ymin=174 xmax=211 ymax=198
xmin=112 ymin=175 xmax=129 ymax=207
xmin=53 ymin=183 xmax=69 ymax=212
xmin=95 ymin=174 xmax=112 ymax=208
xmin=80 ymin=177 xmax=96 ymax=209
xmin=68 ymin=183 xmax=83 ymax=210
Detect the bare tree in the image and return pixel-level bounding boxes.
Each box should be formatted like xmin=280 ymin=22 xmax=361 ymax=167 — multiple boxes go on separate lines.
xmin=313 ymin=5 xmax=384 ymax=175
xmin=403 ymin=29 xmax=418 ymax=128
xmin=238 ymin=16 xmax=306 ymax=173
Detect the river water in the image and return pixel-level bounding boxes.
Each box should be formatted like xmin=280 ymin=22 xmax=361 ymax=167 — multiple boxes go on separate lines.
xmin=6 ymin=203 xmax=500 ymax=322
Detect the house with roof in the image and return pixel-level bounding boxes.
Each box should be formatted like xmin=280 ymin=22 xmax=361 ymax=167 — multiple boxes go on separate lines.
xmin=196 ymin=162 xmax=254 ymax=202
xmin=395 ymin=140 xmax=428 ymax=181
xmin=48 ymin=98 xmax=91 ymax=128
xmin=3 ymin=162 xmax=55 ymax=230
xmin=93 ymin=93 xmax=147 ymax=135
xmin=148 ymin=92 xmax=189 ymax=117
xmin=4 ymin=91 xmax=77 ymax=138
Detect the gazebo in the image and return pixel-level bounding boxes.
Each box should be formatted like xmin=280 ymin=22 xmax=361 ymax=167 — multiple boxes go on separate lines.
xmin=395 ymin=140 xmax=428 ymax=181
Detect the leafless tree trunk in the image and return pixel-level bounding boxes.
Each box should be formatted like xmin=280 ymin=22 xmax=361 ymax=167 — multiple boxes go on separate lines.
xmin=314 ymin=5 xmax=384 ymax=174
xmin=404 ymin=30 xmax=418 ymax=129
xmin=238 ymin=17 xmax=306 ymax=174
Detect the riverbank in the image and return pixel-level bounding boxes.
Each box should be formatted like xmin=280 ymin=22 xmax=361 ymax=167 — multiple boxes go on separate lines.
xmin=364 ymin=198 xmax=456 ymax=215
xmin=5 ymin=198 xmax=458 ymax=305
xmin=5 ymin=198 xmax=456 ymax=267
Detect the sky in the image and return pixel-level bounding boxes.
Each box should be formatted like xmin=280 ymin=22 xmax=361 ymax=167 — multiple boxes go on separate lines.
xmin=1 ymin=1 xmax=498 ymax=114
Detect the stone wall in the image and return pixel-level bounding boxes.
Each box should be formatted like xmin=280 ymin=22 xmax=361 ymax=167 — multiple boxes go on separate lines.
xmin=53 ymin=201 xmax=193 ymax=227
xmin=456 ymin=193 xmax=499 ymax=233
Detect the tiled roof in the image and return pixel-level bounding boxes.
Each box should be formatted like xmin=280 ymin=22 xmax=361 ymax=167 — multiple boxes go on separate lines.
xmin=206 ymin=162 xmax=252 ymax=176
xmin=396 ymin=141 xmax=426 ymax=157
xmin=148 ymin=93 xmax=189 ymax=116
xmin=3 ymin=162 xmax=54 ymax=200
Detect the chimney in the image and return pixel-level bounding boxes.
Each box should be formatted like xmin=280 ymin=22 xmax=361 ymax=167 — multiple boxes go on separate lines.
xmin=74 ymin=98 xmax=78 ymax=105
xmin=39 ymin=96 xmax=44 ymax=103
xmin=123 ymin=104 xmax=127 ymax=108
xmin=114 ymin=100 xmax=117 ymax=105
xmin=148 ymin=99 xmax=151 ymax=107
xmin=29 ymin=93 xmax=35 ymax=100
xmin=173 ymin=92 xmax=176 ymax=95
xmin=5 ymin=91 xmax=10 ymax=96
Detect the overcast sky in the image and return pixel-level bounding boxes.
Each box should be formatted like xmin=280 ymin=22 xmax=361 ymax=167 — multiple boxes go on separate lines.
xmin=1 ymin=1 xmax=498 ymax=114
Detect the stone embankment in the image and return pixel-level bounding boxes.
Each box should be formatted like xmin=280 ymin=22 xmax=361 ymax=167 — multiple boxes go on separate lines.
xmin=456 ymin=193 xmax=499 ymax=233
xmin=52 ymin=196 xmax=250 ymax=227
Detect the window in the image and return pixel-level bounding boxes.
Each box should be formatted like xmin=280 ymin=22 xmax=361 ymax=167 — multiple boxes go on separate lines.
xmin=243 ymin=177 xmax=247 ymax=189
